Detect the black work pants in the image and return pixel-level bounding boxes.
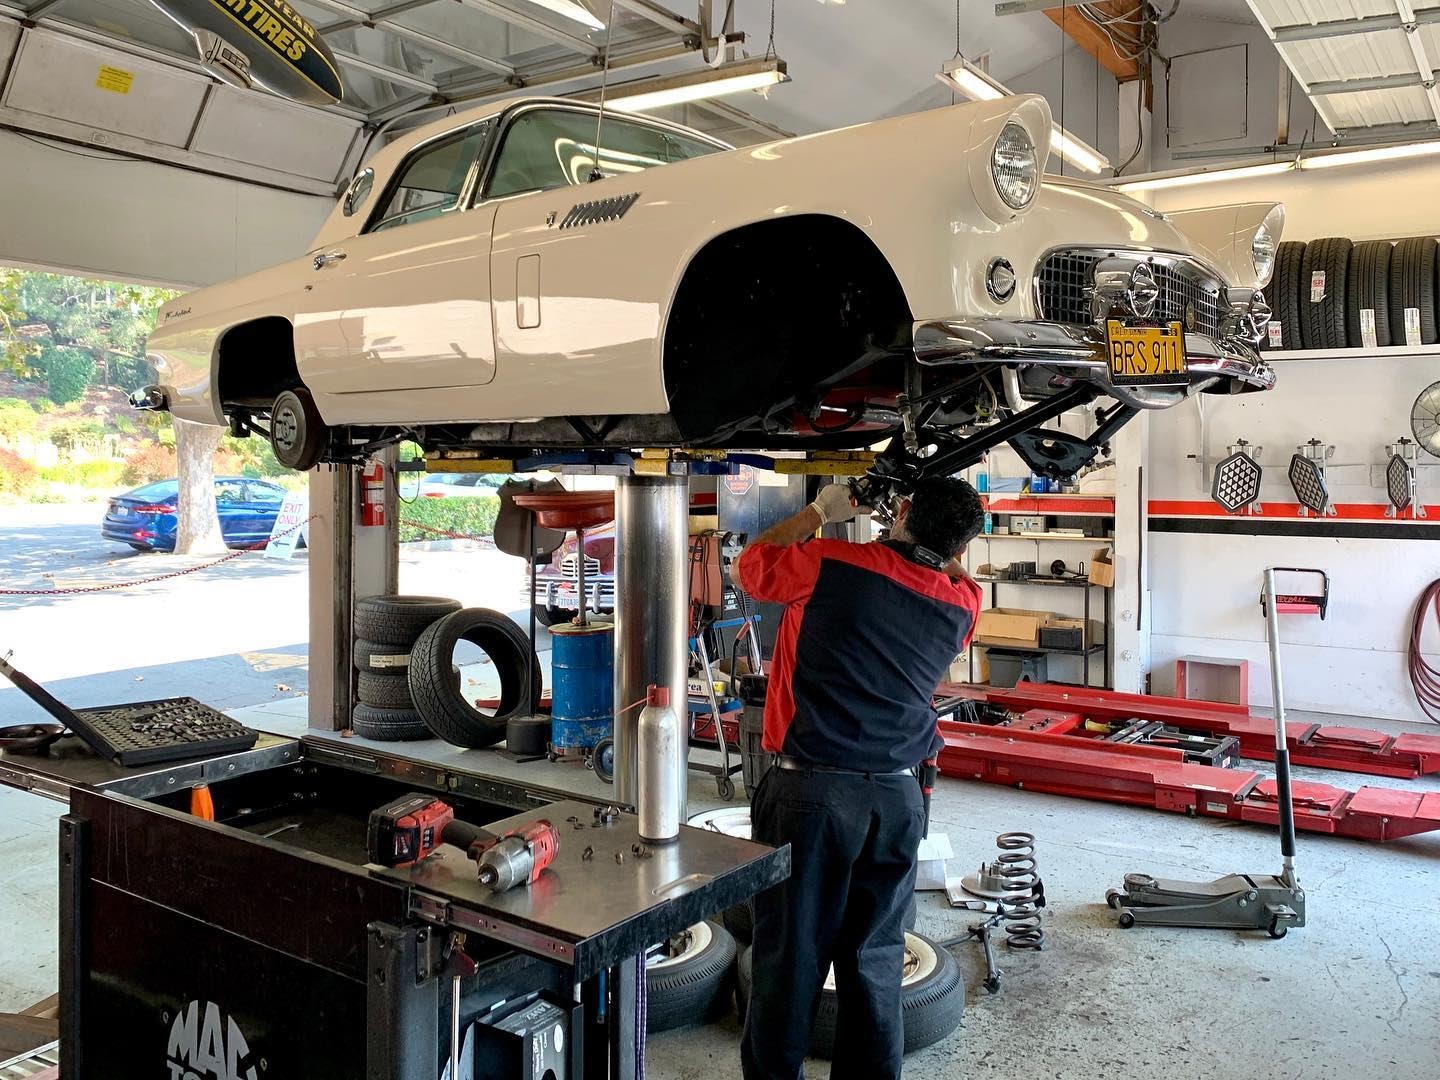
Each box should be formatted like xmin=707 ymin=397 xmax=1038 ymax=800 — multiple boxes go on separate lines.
xmin=740 ymin=766 xmax=925 ymax=1080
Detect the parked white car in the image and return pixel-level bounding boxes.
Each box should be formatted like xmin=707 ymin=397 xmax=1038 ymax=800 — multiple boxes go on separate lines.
xmin=138 ymin=94 xmax=1278 ymax=492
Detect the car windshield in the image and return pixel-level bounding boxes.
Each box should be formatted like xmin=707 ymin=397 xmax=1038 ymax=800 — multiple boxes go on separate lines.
xmin=487 ymin=108 xmax=723 ymax=199
xmin=126 ymin=480 xmax=178 ymax=501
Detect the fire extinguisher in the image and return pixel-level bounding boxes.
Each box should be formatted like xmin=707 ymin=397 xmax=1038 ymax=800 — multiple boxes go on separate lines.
xmin=360 ymin=460 xmax=386 ymax=527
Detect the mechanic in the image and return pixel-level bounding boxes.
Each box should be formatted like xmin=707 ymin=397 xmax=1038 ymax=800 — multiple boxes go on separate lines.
xmin=735 ymin=477 xmax=985 ymax=1080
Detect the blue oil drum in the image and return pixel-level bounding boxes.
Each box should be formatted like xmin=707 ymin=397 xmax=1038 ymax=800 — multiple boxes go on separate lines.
xmin=549 ymin=622 xmax=615 ymax=751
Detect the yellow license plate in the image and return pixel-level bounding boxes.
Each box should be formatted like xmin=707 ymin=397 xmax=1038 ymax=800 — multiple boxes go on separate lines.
xmin=1106 ymin=320 xmax=1187 ymax=385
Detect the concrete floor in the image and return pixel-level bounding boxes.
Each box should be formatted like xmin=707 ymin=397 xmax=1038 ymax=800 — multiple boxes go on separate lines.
xmin=1 ymin=705 xmax=1436 ymax=1079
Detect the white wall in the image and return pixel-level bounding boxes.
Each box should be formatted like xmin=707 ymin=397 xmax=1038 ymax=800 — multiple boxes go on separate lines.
xmin=0 ymin=129 xmax=333 ymax=288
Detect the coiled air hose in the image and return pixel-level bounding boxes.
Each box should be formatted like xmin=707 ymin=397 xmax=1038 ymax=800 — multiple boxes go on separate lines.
xmin=1410 ymin=579 xmax=1440 ymax=723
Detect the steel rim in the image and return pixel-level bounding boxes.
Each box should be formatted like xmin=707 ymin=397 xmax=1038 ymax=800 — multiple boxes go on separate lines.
xmin=273 ymin=403 xmax=300 ymax=452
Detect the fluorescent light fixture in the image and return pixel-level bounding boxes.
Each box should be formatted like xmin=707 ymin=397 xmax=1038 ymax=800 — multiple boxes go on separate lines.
xmin=938 ymin=57 xmax=1111 ymax=174
xmin=1300 ymin=137 xmax=1440 ymax=169
xmin=605 ymin=58 xmax=789 ymax=113
xmin=522 ymin=0 xmax=606 ymax=31
xmin=1113 ymin=161 xmax=1294 ymax=193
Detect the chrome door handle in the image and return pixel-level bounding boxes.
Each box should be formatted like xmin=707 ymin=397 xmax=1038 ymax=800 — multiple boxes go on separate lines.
xmin=313 ymin=249 xmax=348 ymax=269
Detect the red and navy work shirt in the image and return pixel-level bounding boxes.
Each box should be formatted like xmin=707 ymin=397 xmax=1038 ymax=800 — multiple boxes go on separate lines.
xmin=736 ymin=538 xmax=983 ymax=772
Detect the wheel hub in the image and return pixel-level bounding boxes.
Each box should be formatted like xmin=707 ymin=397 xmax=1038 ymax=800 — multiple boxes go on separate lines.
xmin=273 ymin=405 xmax=299 ymax=450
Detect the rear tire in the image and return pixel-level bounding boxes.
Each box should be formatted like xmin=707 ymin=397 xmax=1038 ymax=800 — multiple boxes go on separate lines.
xmin=269 ymin=388 xmax=326 ymax=471
xmin=1268 ymin=241 xmax=1306 ymax=350
xmin=1346 ymin=240 xmax=1393 ymax=348
xmin=1389 ymin=236 xmax=1439 ymax=345
xmin=1299 ymin=237 xmax=1352 ymax=350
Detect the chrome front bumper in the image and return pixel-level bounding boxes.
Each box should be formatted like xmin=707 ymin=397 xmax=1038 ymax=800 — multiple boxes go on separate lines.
xmin=913 ymin=318 xmax=1276 ymax=411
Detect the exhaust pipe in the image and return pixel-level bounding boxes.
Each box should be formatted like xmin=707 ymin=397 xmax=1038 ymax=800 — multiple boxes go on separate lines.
xmin=129 ymin=385 xmax=168 ymax=411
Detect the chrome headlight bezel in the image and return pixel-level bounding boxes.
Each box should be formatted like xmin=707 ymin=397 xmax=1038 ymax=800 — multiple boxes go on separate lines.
xmin=1251 ymin=205 xmax=1285 ymax=286
xmin=991 ymin=122 xmax=1039 ymax=211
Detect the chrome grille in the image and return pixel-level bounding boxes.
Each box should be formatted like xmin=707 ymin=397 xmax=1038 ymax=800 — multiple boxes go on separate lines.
xmin=1036 ymin=250 xmax=1226 ymax=337
xmin=559 ymin=553 xmax=602 ymax=578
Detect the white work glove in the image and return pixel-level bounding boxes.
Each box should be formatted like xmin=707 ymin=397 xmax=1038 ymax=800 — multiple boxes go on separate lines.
xmin=809 ymin=484 xmax=860 ymax=526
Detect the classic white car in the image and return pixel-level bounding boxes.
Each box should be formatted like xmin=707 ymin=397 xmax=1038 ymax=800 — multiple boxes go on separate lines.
xmin=138 ymin=93 xmax=1279 ymax=489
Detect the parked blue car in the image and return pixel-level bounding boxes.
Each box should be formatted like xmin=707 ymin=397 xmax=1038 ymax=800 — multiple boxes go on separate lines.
xmin=102 ymin=477 xmax=289 ymax=552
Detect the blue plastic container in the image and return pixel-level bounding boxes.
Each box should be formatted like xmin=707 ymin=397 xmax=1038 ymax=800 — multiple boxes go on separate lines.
xmin=549 ymin=622 xmax=615 ymax=751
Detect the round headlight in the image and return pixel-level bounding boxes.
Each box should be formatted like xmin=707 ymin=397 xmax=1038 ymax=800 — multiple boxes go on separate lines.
xmin=991 ymin=122 xmax=1039 ymax=211
xmin=1252 ymin=222 xmax=1277 ymax=282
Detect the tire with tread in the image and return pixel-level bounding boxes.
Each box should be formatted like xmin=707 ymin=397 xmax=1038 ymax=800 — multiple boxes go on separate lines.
xmin=409 ymin=608 xmax=541 ymax=748
xmin=646 ymin=922 xmax=737 ymax=1033
xmin=352 ymin=638 xmax=411 ymax=673
xmin=1346 ymin=240 xmax=1393 ymax=348
xmin=352 ymin=703 xmax=429 ymax=741
xmin=354 ymin=595 xmax=461 ymax=646
xmin=1269 ymin=241 xmax=1306 ymax=350
xmin=1389 ymin=236 xmax=1439 ymax=345
xmin=736 ymin=932 xmax=964 ymax=1058
xmin=1299 ymin=237 xmax=1352 ymax=349
xmin=356 ymin=670 xmax=413 ymax=709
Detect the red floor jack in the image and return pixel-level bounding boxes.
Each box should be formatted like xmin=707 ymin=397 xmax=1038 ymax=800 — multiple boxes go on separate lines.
xmin=1106 ymin=569 xmax=1324 ymax=937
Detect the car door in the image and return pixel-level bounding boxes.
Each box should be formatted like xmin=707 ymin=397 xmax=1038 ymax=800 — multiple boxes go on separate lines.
xmin=301 ymin=120 xmax=499 ymax=397
xmin=213 ymin=478 xmax=249 ymax=545
xmin=483 ymin=106 xmax=724 ymax=419
xmin=241 ymin=480 xmax=287 ymax=544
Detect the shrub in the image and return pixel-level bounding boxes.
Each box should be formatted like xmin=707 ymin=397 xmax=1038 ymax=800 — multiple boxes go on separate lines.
xmin=120 ymin=442 xmax=177 ymax=485
xmin=48 ymin=417 xmax=107 ymax=454
xmin=38 ymin=460 xmax=126 ymax=489
xmin=40 ymin=346 xmax=95 ymax=406
xmin=0 ymin=447 xmax=38 ymax=496
xmin=0 ymin=400 xmax=37 ymax=443
xmin=398 ymin=494 xmax=499 ymax=543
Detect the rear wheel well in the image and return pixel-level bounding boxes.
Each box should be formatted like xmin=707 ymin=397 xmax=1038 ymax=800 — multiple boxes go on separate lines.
xmin=216 ymin=316 xmax=302 ymax=410
xmin=662 ymin=215 xmax=912 ymax=442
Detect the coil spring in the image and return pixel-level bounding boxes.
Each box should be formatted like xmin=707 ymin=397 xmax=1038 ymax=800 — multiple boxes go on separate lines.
xmin=996 ymin=831 xmax=1045 ymax=950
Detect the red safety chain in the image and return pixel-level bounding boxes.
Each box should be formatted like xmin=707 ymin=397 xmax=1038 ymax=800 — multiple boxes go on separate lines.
xmin=0 ymin=515 xmax=316 ymax=596
xmin=400 ymin=520 xmax=495 ymax=545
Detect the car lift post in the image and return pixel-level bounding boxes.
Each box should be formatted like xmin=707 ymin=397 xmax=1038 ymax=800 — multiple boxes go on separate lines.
xmin=613 ymin=474 xmax=689 ymax=818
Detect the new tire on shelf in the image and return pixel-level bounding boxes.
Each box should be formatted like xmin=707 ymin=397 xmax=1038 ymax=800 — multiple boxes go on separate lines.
xmin=409 ymin=608 xmax=542 ymax=748
xmin=646 ymin=922 xmax=738 ymax=1033
xmin=1299 ymin=237 xmax=1352 ymax=350
xmin=1389 ymin=236 xmax=1439 ymax=345
xmin=1268 ymin=241 xmax=1306 ymax=350
xmin=1347 ymin=240 xmax=1393 ymax=348
xmin=735 ymin=931 xmax=964 ymax=1057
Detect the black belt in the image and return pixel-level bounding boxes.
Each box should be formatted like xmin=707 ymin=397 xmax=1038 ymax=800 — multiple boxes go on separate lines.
xmin=773 ymin=754 xmax=914 ymax=778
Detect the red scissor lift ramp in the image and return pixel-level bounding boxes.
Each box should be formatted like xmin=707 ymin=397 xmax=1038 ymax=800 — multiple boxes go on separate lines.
xmin=934 ymin=683 xmax=1440 ymax=843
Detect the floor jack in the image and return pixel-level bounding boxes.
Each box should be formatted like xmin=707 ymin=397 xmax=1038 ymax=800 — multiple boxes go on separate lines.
xmin=1106 ymin=568 xmax=1322 ymax=938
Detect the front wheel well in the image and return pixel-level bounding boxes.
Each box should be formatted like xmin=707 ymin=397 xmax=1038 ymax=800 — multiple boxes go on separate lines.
xmin=662 ymin=214 xmax=913 ymax=443
xmin=216 ymin=316 xmax=302 ymax=410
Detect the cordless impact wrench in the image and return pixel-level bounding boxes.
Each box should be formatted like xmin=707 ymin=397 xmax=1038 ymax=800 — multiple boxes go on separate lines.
xmin=367 ymin=793 xmax=559 ymax=891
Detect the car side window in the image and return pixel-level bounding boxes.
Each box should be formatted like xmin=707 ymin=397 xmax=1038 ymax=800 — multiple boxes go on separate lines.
xmin=215 ymin=480 xmax=246 ymax=504
xmin=366 ymin=122 xmax=491 ymax=234
xmin=485 ymin=109 xmax=721 ymax=200
xmin=248 ymin=482 xmax=285 ymax=505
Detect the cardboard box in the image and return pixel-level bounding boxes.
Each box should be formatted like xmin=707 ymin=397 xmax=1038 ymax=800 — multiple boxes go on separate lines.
xmin=975 ymin=607 xmax=1054 ymax=648
xmin=1088 ymin=549 xmax=1115 ymax=588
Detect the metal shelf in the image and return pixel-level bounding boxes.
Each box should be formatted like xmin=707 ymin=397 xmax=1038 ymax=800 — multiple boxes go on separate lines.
xmin=1266 ymin=344 xmax=1440 ymax=362
xmin=973 ymin=575 xmax=1099 ymax=589
xmin=977 ymin=534 xmax=1113 ymax=543
xmin=974 ymin=640 xmax=1107 ymax=656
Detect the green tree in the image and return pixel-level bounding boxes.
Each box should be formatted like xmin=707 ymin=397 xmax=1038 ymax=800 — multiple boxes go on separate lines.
xmin=39 ymin=345 xmax=95 ymax=406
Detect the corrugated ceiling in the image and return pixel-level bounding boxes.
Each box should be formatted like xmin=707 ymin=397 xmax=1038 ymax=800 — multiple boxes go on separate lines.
xmin=1246 ymin=0 xmax=1440 ymax=135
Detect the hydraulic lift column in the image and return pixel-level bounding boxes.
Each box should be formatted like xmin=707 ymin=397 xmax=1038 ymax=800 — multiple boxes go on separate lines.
xmin=613 ymin=474 xmax=688 ymax=820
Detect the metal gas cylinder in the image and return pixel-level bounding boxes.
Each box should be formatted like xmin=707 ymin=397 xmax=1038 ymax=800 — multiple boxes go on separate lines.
xmin=637 ymin=684 xmax=681 ymax=843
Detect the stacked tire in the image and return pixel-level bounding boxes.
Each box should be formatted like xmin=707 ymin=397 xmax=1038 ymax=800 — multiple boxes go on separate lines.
xmin=352 ymin=595 xmax=461 ymax=740
xmin=1267 ymin=235 xmax=1439 ymax=350
xmin=409 ymin=608 xmax=543 ymax=748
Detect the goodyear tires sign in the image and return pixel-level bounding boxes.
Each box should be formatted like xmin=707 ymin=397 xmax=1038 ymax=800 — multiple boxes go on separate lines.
xmin=155 ymin=0 xmax=344 ymax=104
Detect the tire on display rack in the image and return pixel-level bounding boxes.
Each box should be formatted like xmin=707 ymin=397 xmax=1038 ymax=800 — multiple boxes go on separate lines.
xmin=1268 ymin=240 xmax=1306 ymax=350
xmin=645 ymin=921 xmax=738 ymax=1033
xmin=735 ymin=931 xmax=964 ymax=1057
xmin=352 ymin=703 xmax=430 ymax=741
xmin=1298 ymin=237 xmax=1352 ymax=350
xmin=354 ymin=595 xmax=462 ymax=646
xmin=1389 ymin=236 xmax=1440 ymax=345
xmin=356 ymin=671 xmax=413 ymax=709
xmin=352 ymin=638 xmax=412 ymax=673
xmin=409 ymin=608 xmax=542 ymax=748
xmin=1346 ymin=240 xmax=1393 ymax=348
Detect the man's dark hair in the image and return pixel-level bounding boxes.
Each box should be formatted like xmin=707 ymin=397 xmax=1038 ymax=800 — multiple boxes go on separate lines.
xmin=903 ymin=476 xmax=985 ymax=559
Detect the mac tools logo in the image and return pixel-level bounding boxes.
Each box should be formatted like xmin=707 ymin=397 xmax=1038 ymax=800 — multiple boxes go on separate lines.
xmin=166 ymin=1000 xmax=259 ymax=1080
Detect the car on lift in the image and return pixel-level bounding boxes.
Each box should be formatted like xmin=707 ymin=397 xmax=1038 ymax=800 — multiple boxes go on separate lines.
xmin=136 ymin=93 xmax=1280 ymax=501
xmin=102 ymin=476 xmax=289 ymax=551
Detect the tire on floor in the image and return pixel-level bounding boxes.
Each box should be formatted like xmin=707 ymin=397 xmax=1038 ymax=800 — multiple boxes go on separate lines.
xmin=356 ymin=670 xmax=413 ymax=709
xmin=646 ymin=921 xmax=737 ymax=1033
xmin=352 ymin=703 xmax=430 ymax=741
xmin=409 ymin=608 xmax=542 ymax=748
xmin=354 ymin=595 xmax=462 ymax=646
xmin=735 ymin=931 xmax=964 ymax=1057
xmin=353 ymin=638 xmax=413 ymax=673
